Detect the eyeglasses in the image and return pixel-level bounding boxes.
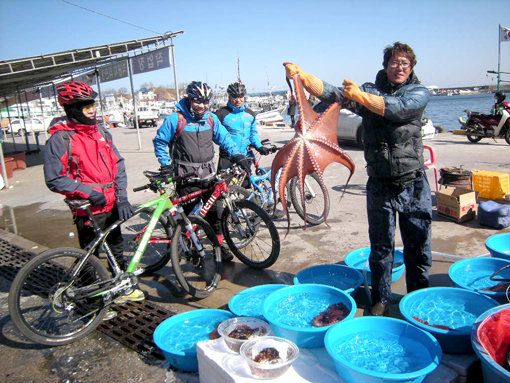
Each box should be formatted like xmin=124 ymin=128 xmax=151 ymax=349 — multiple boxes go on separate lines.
xmin=82 ymin=103 xmax=96 ymax=112
xmin=191 ymin=98 xmax=210 ymax=105
xmin=389 ymin=60 xmax=411 ymax=69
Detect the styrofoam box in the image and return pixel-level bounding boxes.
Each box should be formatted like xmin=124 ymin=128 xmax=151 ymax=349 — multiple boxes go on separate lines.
xmin=197 ymin=338 xmax=342 ymax=383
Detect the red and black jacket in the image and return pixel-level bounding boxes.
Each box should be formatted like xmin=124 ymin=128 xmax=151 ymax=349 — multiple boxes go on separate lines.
xmin=44 ymin=119 xmax=128 ymax=216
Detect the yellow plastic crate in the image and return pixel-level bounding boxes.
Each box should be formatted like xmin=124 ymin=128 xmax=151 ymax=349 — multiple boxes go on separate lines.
xmin=472 ymin=170 xmax=509 ymax=200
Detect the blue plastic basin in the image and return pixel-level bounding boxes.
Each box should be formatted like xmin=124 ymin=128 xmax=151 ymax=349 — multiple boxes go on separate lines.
xmin=400 ymin=287 xmax=499 ymax=354
xmin=325 ymin=317 xmax=442 ymax=383
xmin=485 ymin=233 xmax=510 ymax=260
xmin=344 ymin=247 xmax=405 ymax=285
xmin=262 ymin=284 xmax=356 ymax=348
xmin=153 ymin=309 xmax=233 ymax=372
xmin=449 ymin=257 xmax=510 ymax=304
xmin=228 ymin=284 xmax=287 ymax=320
xmin=293 ymin=264 xmax=363 ymax=295
xmin=471 ymin=304 xmax=510 ymax=383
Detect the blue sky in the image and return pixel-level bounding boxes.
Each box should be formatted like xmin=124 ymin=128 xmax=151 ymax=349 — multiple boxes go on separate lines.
xmin=1 ymin=0 xmax=509 ymax=93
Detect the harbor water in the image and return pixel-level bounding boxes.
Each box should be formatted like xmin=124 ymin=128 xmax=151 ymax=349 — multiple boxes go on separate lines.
xmin=282 ymin=93 xmax=496 ymax=132
xmin=424 ymin=93 xmax=495 ymax=132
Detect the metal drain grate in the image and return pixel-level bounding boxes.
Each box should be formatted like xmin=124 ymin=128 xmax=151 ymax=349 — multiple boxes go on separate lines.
xmin=0 ymin=238 xmax=36 ymax=280
xmin=0 ymin=237 xmax=175 ymax=360
xmin=99 ymin=300 xmax=175 ymax=360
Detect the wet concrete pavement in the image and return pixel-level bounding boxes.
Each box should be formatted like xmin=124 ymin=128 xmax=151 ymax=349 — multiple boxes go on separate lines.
xmin=0 ymin=125 xmax=509 ymax=382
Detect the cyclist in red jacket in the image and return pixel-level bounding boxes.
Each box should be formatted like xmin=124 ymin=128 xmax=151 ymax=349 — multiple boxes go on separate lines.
xmin=44 ymin=81 xmax=143 ymax=311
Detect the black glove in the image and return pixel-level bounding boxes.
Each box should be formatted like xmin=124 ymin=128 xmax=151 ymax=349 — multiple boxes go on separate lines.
xmin=88 ymin=190 xmax=107 ymax=207
xmin=117 ymin=200 xmax=134 ymax=221
xmin=257 ymin=146 xmax=270 ymax=155
xmin=160 ymin=165 xmax=173 ymax=178
xmin=232 ymin=154 xmax=252 ymax=175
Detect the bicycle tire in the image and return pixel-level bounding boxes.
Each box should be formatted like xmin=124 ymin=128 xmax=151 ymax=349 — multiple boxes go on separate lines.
xmin=122 ymin=208 xmax=173 ymax=275
xmin=289 ymin=173 xmax=330 ymax=226
xmin=8 ymin=247 xmax=110 ymax=346
xmin=222 ymin=199 xmax=280 ymax=269
xmin=170 ymin=215 xmax=221 ymax=299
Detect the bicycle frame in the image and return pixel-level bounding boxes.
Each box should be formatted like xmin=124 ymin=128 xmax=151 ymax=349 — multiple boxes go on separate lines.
xmin=65 ymin=175 xmax=207 ymax=300
xmin=171 ymin=177 xmax=231 ymax=220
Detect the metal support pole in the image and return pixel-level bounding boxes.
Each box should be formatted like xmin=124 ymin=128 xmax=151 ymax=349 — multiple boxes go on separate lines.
xmin=170 ymin=39 xmax=180 ymax=101
xmin=38 ymin=87 xmax=48 ymax=141
xmin=498 ymin=24 xmax=502 ymax=91
xmin=95 ymin=69 xmax=106 ymax=128
xmin=24 ymin=91 xmax=38 ymax=148
xmin=0 ymin=134 xmax=9 ymax=189
xmin=16 ymin=92 xmax=30 ymax=152
xmin=128 ymin=57 xmax=142 ymax=150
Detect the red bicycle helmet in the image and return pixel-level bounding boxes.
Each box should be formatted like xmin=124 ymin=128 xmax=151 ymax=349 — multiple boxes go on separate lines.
xmin=57 ymin=81 xmax=98 ymax=106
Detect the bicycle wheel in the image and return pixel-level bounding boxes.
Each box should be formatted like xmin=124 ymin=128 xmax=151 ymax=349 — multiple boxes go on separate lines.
xmin=8 ymin=247 xmax=110 ymax=346
xmin=122 ymin=208 xmax=173 ymax=275
xmin=289 ymin=173 xmax=330 ymax=226
xmin=170 ymin=215 xmax=221 ymax=299
xmin=222 ymin=199 xmax=280 ymax=269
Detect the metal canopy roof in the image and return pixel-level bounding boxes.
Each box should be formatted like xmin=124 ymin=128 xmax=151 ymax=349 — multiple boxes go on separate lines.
xmin=0 ymin=32 xmax=183 ymax=100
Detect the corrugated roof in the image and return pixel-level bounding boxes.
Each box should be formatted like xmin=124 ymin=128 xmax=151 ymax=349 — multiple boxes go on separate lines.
xmin=0 ymin=32 xmax=183 ymax=100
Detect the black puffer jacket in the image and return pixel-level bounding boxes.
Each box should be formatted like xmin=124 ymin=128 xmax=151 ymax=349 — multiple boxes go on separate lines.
xmin=321 ymin=70 xmax=430 ymax=180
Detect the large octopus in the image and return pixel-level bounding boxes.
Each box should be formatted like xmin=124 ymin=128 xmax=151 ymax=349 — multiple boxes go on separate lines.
xmin=271 ymin=73 xmax=355 ymax=231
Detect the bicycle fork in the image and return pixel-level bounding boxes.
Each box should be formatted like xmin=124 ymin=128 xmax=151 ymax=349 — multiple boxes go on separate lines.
xmin=172 ymin=206 xmax=207 ymax=259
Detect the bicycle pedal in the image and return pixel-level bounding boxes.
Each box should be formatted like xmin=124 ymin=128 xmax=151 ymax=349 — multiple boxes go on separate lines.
xmin=133 ymin=267 xmax=145 ymax=276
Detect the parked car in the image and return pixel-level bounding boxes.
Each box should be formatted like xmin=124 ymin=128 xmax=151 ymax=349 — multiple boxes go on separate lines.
xmin=336 ymin=109 xmax=436 ymax=147
xmin=337 ymin=109 xmax=365 ymax=146
xmin=4 ymin=118 xmax=46 ymax=136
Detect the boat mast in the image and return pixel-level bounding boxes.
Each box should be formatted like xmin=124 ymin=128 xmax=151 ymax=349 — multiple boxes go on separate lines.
xmin=237 ymin=57 xmax=241 ymax=83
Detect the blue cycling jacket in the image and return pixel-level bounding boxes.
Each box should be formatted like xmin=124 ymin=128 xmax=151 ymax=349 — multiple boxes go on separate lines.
xmin=215 ymin=102 xmax=263 ymax=156
xmin=153 ymin=98 xmax=241 ymax=167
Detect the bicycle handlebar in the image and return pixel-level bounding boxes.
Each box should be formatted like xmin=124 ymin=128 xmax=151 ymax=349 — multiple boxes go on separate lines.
xmin=247 ymin=140 xmax=281 ymax=154
xmin=133 ymin=170 xmax=196 ymax=192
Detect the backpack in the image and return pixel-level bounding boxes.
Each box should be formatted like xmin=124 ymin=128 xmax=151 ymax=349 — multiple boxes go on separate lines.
xmin=174 ymin=112 xmax=214 ymax=141
xmin=56 ymin=127 xmax=109 ymax=177
xmin=172 ymin=112 xmax=216 ymax=181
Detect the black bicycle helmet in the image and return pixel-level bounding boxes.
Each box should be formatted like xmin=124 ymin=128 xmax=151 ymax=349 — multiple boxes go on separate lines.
xmin=186 ymin=81 xmax=212 ymax=101
xmin=227 ymin=82 xmax=246 ymax=98
xmin=495 ymin=91 xmax=506 ymax=104
xmin=57 ymin=81 xmax=97 ymax=106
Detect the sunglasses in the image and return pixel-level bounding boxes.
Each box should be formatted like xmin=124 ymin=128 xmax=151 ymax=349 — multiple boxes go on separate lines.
xmin=82 ymin=103 xmax=97 ymax=112
xmin=191 ymin=98 xmax=210 ymax=105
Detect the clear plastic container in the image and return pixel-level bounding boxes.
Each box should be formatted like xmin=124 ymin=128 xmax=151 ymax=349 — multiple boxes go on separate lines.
xmin=217 ymin=317 xmax=271 ymax=353
xmin=240 ymin=336 xmax=299 ymax=379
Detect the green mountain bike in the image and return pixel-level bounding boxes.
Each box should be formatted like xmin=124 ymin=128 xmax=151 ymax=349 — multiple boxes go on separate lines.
xmin=8 ymin=171 xmax=221 ymax=346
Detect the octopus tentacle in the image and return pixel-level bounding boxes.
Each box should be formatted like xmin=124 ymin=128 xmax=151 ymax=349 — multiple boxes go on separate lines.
xmin=270 ymin=71 xmax=355 ymax=233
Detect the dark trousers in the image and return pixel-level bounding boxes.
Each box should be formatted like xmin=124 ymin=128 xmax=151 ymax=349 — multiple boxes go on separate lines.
xmin=74 ymin=207 xmax=126 ymax=269
xmin=366 ymin=172 xmax=432 ymax=304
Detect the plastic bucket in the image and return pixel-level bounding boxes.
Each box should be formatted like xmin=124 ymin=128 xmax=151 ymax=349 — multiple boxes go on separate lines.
xmin=325 ymin=317 xmax=442 ymax=383
xmin=486 ymin=233 xmax=510 ymax=260
xmin=153 ymin=309 xmax=233 ymax=372
xmin=400 ymin=287 xmax=499 ymax=354
xmin=448 ymin=257 xmax=510 ymax=304
xmin=293 ymin=264 xmax=363 ymax=295
xmin=262 ymin=284 xmax=356 ymax=348
xmin=228 ymin=284 xmax=287 ymax=320
xmin=344 ymin=247 xmax=405 ymax=285
xmin=471 ymin=304 xmax=510 ymax=383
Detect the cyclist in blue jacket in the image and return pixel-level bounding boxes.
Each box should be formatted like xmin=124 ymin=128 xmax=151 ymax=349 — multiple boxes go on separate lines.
xmin=215 ymin=82 xmax=270 ymax=188
xmin=153 ymin=81 xmax=251 ymax=261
